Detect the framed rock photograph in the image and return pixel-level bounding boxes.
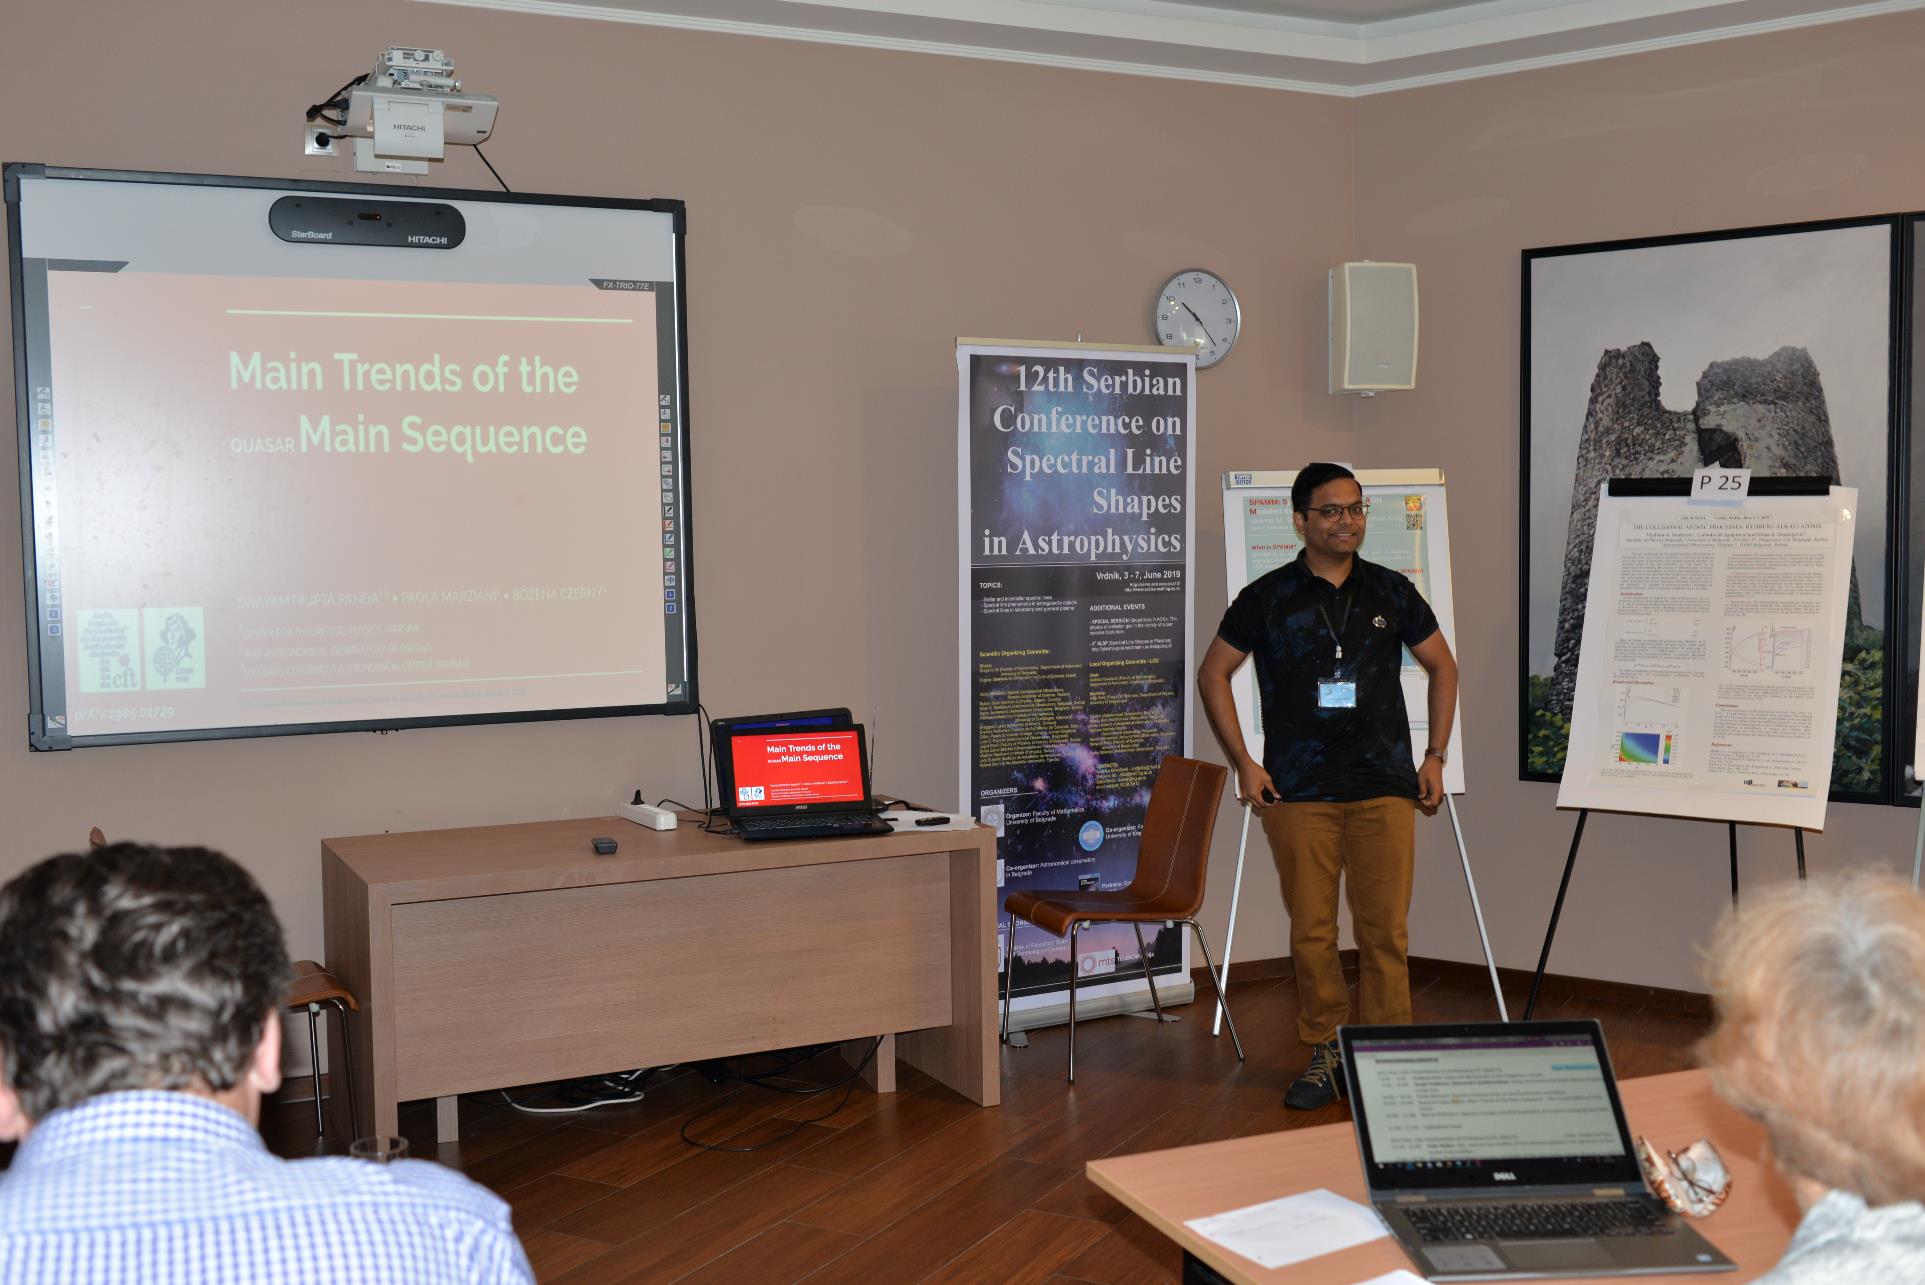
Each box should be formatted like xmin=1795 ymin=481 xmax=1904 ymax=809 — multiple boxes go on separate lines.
xmin=1521 ymin=217 xmax=1900 ymax=799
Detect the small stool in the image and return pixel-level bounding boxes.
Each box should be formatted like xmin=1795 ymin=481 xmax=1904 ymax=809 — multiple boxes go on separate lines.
xmin=285 ymin=961 xmax=361 ymax=1140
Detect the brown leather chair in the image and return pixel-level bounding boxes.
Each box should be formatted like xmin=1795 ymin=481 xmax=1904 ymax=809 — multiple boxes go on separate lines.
xmin=1000 ymin=755 xmax=1245 ymax=1082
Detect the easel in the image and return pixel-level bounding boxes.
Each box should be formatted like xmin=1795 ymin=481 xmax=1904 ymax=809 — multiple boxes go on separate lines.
xmin=1523 ymin=811 xmax=1806 ymax=1019
xmin=1527 ymin=474 xmax=1841 ymax=1019
xmin=1212 ymin=790 xmax=1509 ymax=1035
xmin=1209 ymin=468 xmax=1506 ymax=1031
xmin=1914 ymin=805 xmax=1925 ymax=891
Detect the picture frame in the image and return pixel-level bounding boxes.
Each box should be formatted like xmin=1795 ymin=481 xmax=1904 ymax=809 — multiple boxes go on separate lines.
xmin=1520 ymin=216 xmax=1902 ymax=802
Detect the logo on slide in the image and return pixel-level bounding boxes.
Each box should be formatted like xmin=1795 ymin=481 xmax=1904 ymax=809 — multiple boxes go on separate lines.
xmin=143 ymin=608 xmax=206 ymax=690
xmin=737 ymin=785 xmax=765 ymax=802
xmin=1078 ymin=820 xmax=1105 ymax=851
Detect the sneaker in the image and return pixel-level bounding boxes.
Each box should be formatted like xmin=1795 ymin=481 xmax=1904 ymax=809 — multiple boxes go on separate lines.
xmin=1284 ymin=1038 xmax=1345 ymax=1110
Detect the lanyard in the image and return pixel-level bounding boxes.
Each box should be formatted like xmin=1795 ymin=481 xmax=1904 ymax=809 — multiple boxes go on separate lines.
xmin=1316 ymin=590 xmax=1353 ymax=662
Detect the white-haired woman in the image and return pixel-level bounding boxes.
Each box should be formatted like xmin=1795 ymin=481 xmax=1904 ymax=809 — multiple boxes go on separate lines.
xmin=1700 ymin=872 xmax=1925 ymax=1281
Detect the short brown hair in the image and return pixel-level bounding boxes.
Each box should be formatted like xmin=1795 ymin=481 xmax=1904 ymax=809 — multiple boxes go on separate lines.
xmin=0 ymin=843 xmax=289 ymax=1120
xmin=1700 ymin=873 xmax=1925 ymax=1205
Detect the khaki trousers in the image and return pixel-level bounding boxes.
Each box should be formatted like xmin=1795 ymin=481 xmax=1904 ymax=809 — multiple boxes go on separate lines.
xmin=1260 ymin=796 xmax=1416 ymax=1046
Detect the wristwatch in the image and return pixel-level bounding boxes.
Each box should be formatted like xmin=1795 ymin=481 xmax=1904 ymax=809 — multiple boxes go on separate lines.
xmin=1424 ymin=746 xmax=1447 ymax=764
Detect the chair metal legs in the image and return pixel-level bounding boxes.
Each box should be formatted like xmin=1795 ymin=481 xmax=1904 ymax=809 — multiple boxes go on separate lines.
xmin=303 ymin=1006 xmax=325 ymax=1136
xmin=302 ymin=999 xmax=362 ymax=1140
xmin=1184 ymin=919 xmax=1246 ymax=1062
xmin=1026 ymin=916 xmax=1237 ymax=1084
xmin=1131 ymin=922 xmax=1166 ymax=1021
xmin=330 ymin=999 xmax=361 ymax=1140
xmin=1000 ymin=913 xmax=1016 ymax=1044
xmin=1067 ymin=921 xmax=1080 ymax=1083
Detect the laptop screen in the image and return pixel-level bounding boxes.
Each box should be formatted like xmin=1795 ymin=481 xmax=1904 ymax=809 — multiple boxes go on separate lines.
xmin=726 ymin=728 xmax=868 ymax=812
xmin=1342 ymin=1021 xmax=1643 ymax=1192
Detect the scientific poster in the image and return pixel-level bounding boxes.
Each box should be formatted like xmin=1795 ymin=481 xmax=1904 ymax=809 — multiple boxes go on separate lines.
xmin=957 ymin=341 xmax=1195 ymax=1013
xmin=1557 ymin=487 xmax=1857 ymax=830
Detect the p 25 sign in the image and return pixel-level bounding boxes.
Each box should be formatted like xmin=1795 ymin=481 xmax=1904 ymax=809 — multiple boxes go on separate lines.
xmin=1690 ymin=468 xmax=1750 ymax=506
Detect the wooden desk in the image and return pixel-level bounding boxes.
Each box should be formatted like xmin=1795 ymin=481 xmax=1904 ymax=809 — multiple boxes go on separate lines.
xmin=322 ymin=816 xmax=999 ymax=1141
xmin=1088 ymin=1069 xmax=1801 ymax=1284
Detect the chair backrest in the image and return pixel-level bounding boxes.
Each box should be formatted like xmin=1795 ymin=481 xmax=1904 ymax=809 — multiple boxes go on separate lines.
xmin=1119 ymin=755 xmax=1227 ymax=918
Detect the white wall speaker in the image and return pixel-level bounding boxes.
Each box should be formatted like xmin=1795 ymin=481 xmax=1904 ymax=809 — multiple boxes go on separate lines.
xmin=1329 ymin=261 xmax=1418 ymax=394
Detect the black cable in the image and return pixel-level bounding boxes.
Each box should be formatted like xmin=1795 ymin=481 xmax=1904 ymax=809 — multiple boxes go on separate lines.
xmin=654 ymin=797 xmax=705 ymax=815
xmin=678 ymin=1038 xmax=881 ymax=1152
xmin=697 ymin=703 xmax=730 ymax=834
xmin=305 ymin=73 xmax=368 ymax=122
xmin=488 ymin=1065 xmax=670 ymax=1114
xmin=474 ymin=145 xmax=511 ymax=193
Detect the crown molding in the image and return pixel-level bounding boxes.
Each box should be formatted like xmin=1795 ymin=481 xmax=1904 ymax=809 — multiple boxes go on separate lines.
xmin=416 ymin=0 xmax=1925 ymax=96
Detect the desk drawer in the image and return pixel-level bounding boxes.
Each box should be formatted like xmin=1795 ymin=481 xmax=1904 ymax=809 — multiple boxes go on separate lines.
xmin=390 ymin=854 xmax=951 ymax=1099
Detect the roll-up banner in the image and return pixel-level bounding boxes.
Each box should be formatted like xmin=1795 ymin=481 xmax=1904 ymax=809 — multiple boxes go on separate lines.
xmin=958 ymin=340 xmax=1196 ymax=1025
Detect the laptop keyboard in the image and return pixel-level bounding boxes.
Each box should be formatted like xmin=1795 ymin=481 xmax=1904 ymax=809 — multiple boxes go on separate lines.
xmin=735 ymin=812 xmax=885 ymax=835
xmin=1405 ymin=1199 xmax=1673 ymax=1243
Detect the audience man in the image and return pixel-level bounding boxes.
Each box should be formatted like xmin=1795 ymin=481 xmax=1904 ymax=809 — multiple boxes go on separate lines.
xmin=1198 ymin=462 xmax=1458 ymax=1109
xmin=1701 ymin=873 xmax=1925 ymax=1282
xmin=0 ymin=842 xmax=534 ymax=1283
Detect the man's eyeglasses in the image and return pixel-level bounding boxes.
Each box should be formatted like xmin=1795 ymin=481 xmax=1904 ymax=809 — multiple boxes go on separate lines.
xmin=1307 ymin=501 xmax=1371 ymax=521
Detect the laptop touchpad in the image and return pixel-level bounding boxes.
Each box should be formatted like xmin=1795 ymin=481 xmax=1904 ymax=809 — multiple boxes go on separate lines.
xmin=1424 ymin=1245 xmax=1506 ymax=1273
xmin=1506 ymin=1240 xmax=1615 ymax=1270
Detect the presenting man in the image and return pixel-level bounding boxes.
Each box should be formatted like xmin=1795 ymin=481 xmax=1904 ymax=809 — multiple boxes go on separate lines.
xmin=0 ymin=842 xmax=534 ymax=1283
xmin=1198 ymin=463 xmax=1458 ymax=1110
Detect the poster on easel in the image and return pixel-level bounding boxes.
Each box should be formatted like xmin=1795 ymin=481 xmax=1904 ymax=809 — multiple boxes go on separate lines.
xmin=958 ymin=339 xmax=1196 ymax=1024
xmin=1557 ymin=482 xmax=1856 ymax=830
xmin=1220 ymin=469 xmax=1464 ymax=792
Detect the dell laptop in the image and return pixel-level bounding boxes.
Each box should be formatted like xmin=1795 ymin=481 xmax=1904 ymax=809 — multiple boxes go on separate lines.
xmin=711 ymin=714 xmax=891 ymax=841
xmin=1339 ymin=1020 xmax=1735 ymax=1280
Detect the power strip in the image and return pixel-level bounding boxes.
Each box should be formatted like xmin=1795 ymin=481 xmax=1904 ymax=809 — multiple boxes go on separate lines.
xmin=620 ymin=801 xmax=678 ymax=830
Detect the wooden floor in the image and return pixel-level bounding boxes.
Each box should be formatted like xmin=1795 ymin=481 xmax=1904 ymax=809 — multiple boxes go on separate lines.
xmin=254 ymin=965 xmax=1709 ymax=1283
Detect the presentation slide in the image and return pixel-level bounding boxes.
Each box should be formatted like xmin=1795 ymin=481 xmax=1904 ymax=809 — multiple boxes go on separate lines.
xmin=11 ymin=170 xmax=692 ymax=747
xmin=47 ymin=272 xmax=664 ymax=736
xmin=1352 ymin=1036 xmax=1625 ymax=1163
xmin=730 ymin=732 xmax=866 ymax=807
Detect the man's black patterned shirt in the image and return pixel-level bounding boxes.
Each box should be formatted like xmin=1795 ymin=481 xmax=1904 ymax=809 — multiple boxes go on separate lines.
xmin=1216 ymin=551 xmax=1440 ymax=803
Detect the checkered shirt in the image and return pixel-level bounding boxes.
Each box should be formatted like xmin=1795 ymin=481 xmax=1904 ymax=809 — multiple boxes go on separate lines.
xmin=0 ymin=1091 xmax=533 ymax=1284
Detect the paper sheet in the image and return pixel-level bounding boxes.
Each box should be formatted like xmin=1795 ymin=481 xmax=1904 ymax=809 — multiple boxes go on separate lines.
xmin=1184 ymin=1187 xmax=1389 ymax=1270
xmin=1352 ymin=1272 xmax=1428 ymax=1285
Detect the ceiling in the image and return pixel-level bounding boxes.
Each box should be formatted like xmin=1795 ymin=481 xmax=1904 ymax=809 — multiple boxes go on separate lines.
xmin=423 ymin=0 xmax=1925 ymax=94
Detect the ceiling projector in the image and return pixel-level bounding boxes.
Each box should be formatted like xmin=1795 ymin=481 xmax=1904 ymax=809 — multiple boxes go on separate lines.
xmin=305 ymin=47 xmax=499 ymax=175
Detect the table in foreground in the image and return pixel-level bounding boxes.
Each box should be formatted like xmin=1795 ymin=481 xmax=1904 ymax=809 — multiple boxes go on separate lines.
xmin=323 ymin=815 xmax=999 ymax=1141
xmin=1087 ymin=1068 xmax=1800 ymax=1284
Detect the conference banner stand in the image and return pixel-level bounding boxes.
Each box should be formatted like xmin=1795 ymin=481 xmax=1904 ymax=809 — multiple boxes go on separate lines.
xmin=1214 ymin=470 xmax=1507 ymax=1028
xmin=959 ymin=339 xmax=1198 ymax=1040
xmin=1529 ymin=476 xmax=1855 ymax=1018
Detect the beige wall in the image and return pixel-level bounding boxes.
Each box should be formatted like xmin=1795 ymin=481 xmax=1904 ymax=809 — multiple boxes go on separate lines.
xmin=0 ymin=0 xmax=1352 ymax=1048
xmin=2 ymin=1 xmax=1921 ymax=1034
xmin=1353 ymin=11 xmax=1925 ymax=992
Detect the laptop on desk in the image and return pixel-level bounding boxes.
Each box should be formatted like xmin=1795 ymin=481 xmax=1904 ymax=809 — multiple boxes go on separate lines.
xmin=712 ymin=716 xmax=891 ymax=841
xmin=1340 ymin=1020 xmax=1735 ymax=1281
